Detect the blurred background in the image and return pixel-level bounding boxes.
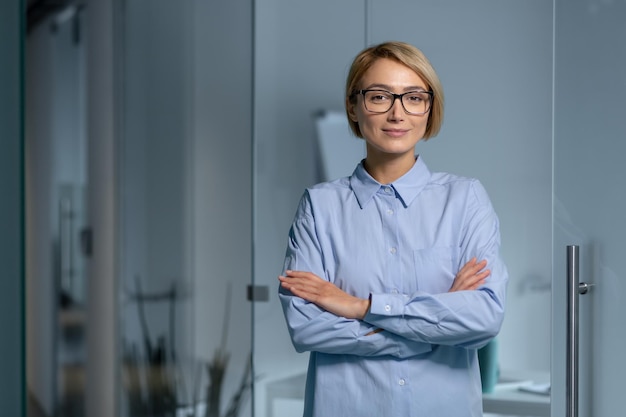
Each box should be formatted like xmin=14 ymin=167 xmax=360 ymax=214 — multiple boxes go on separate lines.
xmin=2 ymin=0 xmax=624 ymax=416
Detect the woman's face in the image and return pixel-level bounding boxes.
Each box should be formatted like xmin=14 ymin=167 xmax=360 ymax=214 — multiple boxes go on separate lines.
xmin=348 ymin=58 xmax=430 ymax=161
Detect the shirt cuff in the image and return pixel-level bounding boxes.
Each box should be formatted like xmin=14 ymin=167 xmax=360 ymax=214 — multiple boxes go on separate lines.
xmin=367 ymin=293 xmax=405 ymax=317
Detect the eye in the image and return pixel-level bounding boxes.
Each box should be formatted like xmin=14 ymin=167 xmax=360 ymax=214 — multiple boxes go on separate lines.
xmin=365 ymin=91 xmax=392 ymax=103
xmin=405 ymin=92 xmax=428 ymax=103
xmin=369 ymin=93 xmax=390 ymax=102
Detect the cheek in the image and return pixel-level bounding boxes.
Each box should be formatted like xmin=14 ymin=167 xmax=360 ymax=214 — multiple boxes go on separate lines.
xmin=356 ymin=120 xmax=377 ymax=139
xmin=357 ymin=112 xmax=382 ymax=131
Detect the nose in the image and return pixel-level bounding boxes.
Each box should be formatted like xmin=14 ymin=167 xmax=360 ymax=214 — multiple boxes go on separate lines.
xmin=388 ymin=96 xmax=405 ymax=120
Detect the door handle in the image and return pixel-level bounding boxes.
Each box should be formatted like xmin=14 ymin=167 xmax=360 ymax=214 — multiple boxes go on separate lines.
xmin=578 ymin=282 xmax=594 ymax=295
xmin=566 ymin=245 xmax=593 ymax=417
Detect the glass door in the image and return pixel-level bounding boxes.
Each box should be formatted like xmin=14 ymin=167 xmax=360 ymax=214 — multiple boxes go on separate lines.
xmin=253 ymin=2 xmax=554 ymax=417
xmin=25 ymin=5 xmax=88 ymax=416
xmin=116 ymin=2 xmax=253 ymax=417
xmin=551 ymin=0 xmax=626 ymax=416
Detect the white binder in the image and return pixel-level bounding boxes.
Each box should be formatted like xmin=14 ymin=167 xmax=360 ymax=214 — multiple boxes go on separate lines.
xmin=314 ymin=111 xmax=366 ymax=182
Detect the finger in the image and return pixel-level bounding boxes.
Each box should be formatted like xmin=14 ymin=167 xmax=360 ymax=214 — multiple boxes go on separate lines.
xmin=456 ymin=259 xmax=488 ymax=282
xmin=461 ymin=269 xmax=491 ymax=290
xmin=280 ymin=280 xmax=322 ymax=302
xmin=285 ymin=270 xmax=315 ymax=277
xmin=449 ymin=263 xmax=491 ymax=292
xmin=466 ymin=269 xmax=491 ymax=288
xmin=285 ymin=270 xmax=326 ymax=284
xmin=457 ymin=257 xmax=477 ymax=275
xmin=462 ymin=259 xmax=487 ymax=276
xmin=281 ymin=274 xmax=332 ymax=298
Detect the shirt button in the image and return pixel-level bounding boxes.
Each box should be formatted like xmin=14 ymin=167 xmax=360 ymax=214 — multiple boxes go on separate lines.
xmin=391 ymin=289 xmax=399 ymax=294
xmin=387 ymin=209 xmax=394 ymax=215
xmin=389 ymin=247 xmax=397 ymax=254
xmin=399 ymin=379 xmax=406 ymax=386
xmin=384 ymin=187 xmax=392 ymax=194
xmin=384 ymin=305 xmax=391 ymax=312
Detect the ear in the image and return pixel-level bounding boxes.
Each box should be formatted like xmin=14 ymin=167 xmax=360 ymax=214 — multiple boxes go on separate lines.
xmin=346 ymin=97 xmax=358 ymax=122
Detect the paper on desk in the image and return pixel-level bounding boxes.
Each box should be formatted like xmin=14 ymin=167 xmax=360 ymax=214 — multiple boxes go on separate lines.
xmin=518 ymin=383 xmax=551 ymax=396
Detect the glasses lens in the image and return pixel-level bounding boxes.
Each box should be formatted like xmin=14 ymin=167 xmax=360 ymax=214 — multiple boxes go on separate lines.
xmin=363 ymin=90 xmax=394 ymax=113
xmin=401 ymin=92 xmax=431 ymax=114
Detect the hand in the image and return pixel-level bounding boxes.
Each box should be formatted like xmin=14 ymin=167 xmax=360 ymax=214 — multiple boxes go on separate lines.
xmin=279 ymin=270 xmax=370 ymax=320
xmin=448 ymin=257 xmax=490 ymax=292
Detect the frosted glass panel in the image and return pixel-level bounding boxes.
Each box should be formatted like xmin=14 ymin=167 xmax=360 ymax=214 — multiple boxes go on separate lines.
xmin=552 ymin=1 xmax=626 ymax=416
xmin=118 ymin=2 xmax=252 ymax=417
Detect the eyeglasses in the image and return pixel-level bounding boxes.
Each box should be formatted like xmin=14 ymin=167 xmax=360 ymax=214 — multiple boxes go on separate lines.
xmin=353 ymin=89 xmax=433 ymax=115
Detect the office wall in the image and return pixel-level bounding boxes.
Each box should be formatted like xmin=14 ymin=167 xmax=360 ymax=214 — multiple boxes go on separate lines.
xmin=0 ymin=0 xmax=25 ymax=415
xmin=368 ymin=0 xmax=553 ymax=372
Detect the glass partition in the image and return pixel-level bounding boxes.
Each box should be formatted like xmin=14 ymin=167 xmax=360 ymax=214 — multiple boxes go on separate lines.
xmin=252 ymin=1 xmax=553 ymax=416
xmin=25 ymin=5 xmax=88 ymax=416
xmin=23 ymin=1 xmax=624 ymax=417
xmin=117 ymin=1 xmax=253 ymax=417
xmin=551 ymin=1 xmax=626 ymax=415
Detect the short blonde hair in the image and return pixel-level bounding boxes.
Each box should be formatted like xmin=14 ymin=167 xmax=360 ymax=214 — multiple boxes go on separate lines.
xmin=345 ymin=41 xmax=444 ymax=140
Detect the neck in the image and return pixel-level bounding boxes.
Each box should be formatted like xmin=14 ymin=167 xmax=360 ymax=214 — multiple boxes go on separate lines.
xmin=364 ymin=153 xmax=417 ymax=184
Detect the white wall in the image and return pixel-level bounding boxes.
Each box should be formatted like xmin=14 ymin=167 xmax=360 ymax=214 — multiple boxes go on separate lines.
xmin=253 ymin=1 xmax=553 ymax=415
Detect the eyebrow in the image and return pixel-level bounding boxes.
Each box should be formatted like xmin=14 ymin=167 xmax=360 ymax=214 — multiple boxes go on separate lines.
xmin=363 ymin=83 xmax=428 ymax=92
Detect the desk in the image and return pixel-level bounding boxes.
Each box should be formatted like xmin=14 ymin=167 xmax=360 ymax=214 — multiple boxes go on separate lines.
xmin=267 ymin=370 xmax=550 ymax=417
xmin=265 ymin=373 xmax=306 ymax=417
xmin=483 ymin=370 xmax=550 ymax=416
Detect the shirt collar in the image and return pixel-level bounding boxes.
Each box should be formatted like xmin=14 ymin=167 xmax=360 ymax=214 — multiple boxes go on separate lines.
xmin=350 ymin=156 xmax=431 ymax=209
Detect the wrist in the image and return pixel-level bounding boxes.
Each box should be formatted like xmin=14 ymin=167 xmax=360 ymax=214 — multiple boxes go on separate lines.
xmin=358 ymin=296 xmax=371 ymax=320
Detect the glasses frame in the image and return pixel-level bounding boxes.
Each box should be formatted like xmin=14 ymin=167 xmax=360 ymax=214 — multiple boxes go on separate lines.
xmin=353 ymin=89 xmax=434 ymax=115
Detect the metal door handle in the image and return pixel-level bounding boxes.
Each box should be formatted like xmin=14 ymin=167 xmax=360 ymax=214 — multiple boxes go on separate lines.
xmin=578 ymin=282 xmax=594 ymax=295
xmin=566 ymin=245 xmax=593 ymax=417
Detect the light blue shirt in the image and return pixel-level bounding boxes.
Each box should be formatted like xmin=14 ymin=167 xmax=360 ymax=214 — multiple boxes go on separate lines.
xmin=279 ymin=156 xmax=508 ymax=417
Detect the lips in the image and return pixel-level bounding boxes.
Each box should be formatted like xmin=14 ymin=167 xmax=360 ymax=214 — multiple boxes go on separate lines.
xmin=383 ymin=128 xmax=409 ymax=138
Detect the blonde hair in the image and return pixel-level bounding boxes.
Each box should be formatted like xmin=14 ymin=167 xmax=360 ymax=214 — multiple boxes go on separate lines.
xmin=345 ymin=41 xmax=444 ymax=140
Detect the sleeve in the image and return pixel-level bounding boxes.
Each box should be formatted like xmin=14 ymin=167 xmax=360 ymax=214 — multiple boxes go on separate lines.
xmin=363 ymin=180 xmax=508 ymax=350
xmin=279 ymin=191 xmax=433 ymax=359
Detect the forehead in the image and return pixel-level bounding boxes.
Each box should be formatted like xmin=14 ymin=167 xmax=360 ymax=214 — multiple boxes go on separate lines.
xmin=360 ymin=58 xmax=427 ymax=90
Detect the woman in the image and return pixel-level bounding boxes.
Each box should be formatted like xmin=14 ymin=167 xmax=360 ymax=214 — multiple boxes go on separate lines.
xmin=278 ymin=41 xmax=508 ymax=417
